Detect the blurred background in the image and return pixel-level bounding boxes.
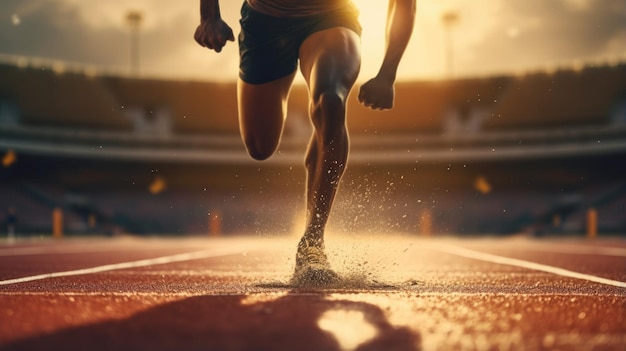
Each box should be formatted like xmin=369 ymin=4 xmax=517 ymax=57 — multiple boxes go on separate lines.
xmin=0 ymin=0 xmax=625 ymax=238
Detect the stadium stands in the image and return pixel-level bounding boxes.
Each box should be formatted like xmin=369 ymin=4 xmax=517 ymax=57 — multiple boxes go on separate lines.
xmin=1 ymin=60 xmax=625 ymax=236
xmin=487 ymin=65 xmax=625 ymax=130
xmin=0 ymin=63 xmax=131 ymax=131
xmin=103 ymin=77 xmax=240 ymax=135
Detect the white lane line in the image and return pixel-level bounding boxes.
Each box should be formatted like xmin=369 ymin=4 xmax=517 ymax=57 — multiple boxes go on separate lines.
xmin=514 ymin=244 xmax=626 ymax=257
xmin=0 ymin=245 xmax=170 ymax=256
xmin=0 ymin=243 xmax=214 ymax=256
xmin=435 ymin=244 xmax=626 ymax=289
xmin=0 ymin=245 xmax=247 ymax=286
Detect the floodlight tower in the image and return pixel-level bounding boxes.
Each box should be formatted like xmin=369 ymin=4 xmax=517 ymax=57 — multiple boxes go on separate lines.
xmin=442 ymin=11 xmax=459 ymax=79
xmin=125 ymin=10 xmax=143 ymax=76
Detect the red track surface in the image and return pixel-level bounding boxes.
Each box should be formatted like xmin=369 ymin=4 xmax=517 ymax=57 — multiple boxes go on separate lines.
xmin=0 ymin=234 xmax=625 ymax=351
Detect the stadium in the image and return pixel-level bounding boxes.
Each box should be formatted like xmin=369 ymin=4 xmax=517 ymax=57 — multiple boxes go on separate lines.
xmin=1 ymin=59 xmax=625 ymax=237
xmin=1 ymin=2 xmax=625 ymax=349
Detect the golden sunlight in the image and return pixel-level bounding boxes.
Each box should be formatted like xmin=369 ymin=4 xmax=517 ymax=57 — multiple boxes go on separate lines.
xmin=352 ymin=1 xmax=391 ymax=79
xmin=353 ymin=0 xmax=388 ymax=41
xmin=318 ymin=309 xmax=378 ymax=349
xmin=352 ymin=0 xmax=453 ymax=80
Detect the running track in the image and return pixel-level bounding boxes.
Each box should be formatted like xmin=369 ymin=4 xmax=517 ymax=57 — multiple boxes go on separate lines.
xmin=0 ymin=234 xmax=624 ymax=351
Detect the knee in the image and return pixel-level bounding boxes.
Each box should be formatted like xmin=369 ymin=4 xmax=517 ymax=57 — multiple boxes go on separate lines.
xmin=242 ymin=135 xmax=276 ymax=161
xmin=239 ymin=118 xmax=283 ymax=161
xmin=311 ymin=91 xmax=347 ymax=131
xmin=247 ymin=148 xmax=272 ymax=161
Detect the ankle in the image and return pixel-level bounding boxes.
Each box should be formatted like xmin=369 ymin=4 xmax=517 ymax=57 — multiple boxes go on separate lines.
xmin=298 ymin=235 xmax=324 ymax=250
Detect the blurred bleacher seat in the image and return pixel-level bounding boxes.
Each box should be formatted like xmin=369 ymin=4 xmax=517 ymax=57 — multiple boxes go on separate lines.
xmin=1 ymin=59 xmax=625 ymax=236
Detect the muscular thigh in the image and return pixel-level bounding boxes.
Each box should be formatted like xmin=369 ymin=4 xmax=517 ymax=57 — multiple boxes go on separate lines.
xmin=238 ymin=1 xmax=361 ymax=86
xmin=299 ymin=27 xmax=362 ymax=99
xmin=237 ymin=73 xmax=295 ymax=145
xmin=238 ymin=2 xmax=361 ymax=130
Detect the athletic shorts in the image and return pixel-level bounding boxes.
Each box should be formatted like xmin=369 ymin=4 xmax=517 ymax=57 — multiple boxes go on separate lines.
xmin=238 ymin=1 xmax=362 ymax=85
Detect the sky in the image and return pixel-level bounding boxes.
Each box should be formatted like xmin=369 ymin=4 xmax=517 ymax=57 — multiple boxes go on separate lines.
xmin=0 ymin=0 xmax=625 ymax=82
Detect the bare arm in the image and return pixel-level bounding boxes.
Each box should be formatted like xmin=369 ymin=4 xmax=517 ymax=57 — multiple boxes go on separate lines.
xmin=358 ymin=0 xmax=416 ymax=110
xmin=194 ymin=0 xmax=235 ymax=53
xmin=378 ymin=0 xmax=416 ymax=82
xmin=200 ymin=0 xmax=221 ymax=20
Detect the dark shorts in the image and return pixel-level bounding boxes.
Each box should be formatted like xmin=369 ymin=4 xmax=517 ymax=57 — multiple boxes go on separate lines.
xmin=238 ymin=1 xmax=362 ymax=84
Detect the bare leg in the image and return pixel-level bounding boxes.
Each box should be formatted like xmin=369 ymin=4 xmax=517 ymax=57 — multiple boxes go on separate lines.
xmin=297 ymin=27 xmax=361 ymax=255
xmin=237 ymin=72 xmax=297 ymax=160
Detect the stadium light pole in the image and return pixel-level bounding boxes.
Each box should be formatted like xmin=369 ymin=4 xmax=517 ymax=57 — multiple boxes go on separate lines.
xmin=125 ymin=10 xmax=143 ymax=76
xmin=442 ymin=11 xmax=459 ymax=79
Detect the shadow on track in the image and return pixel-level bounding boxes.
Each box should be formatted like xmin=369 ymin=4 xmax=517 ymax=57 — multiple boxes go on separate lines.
xmin=3 ymin=293 xmax=421 ymax=351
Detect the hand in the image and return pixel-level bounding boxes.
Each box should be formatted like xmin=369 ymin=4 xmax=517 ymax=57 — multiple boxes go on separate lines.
xmin=194 ymin=18 xmax=235 ymax=53
xmin=357 ymin=76 xmax=395 ymax=110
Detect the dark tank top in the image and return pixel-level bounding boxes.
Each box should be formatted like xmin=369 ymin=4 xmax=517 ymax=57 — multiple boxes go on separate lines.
xmin=246 ymin=0 xmax=353 ymax=17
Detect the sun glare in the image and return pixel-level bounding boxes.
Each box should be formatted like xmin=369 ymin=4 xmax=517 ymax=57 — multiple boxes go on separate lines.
xmin=353 ymin=0 xmax=388 ymax=42
xmin=352 ymin=1 xmax=389 ymax=80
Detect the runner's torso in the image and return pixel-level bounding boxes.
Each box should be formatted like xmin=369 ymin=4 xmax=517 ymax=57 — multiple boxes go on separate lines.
xmin=246 ymin=0 xmax=353 ymax=17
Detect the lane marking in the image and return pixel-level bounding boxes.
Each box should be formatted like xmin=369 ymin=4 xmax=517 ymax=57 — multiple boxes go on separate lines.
xmin=435 ymin=244 xmax=626 ymax=289
xmin=0 ymin=245 xmax=248 ymax=286
xmin=0 ymin=244 xmax=179 ymax=257
xmin=0 ymin=242 xmax=217 ymax=257
xmin=0 ymin=237 xmax=263 ymax=256
xmin=513 ymin=244 xmax=626 ymax=257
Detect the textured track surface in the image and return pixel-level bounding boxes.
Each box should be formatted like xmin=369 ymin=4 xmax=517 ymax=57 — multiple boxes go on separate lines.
xmin=1 ymin=234 xmax=625 ymax=351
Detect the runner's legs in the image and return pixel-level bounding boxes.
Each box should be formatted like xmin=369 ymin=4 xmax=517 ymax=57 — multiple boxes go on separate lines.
xmin=298 ymin=27 xmax=361 ymax=248
xmin=237 ymin=72 xmax=296 ymax=160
